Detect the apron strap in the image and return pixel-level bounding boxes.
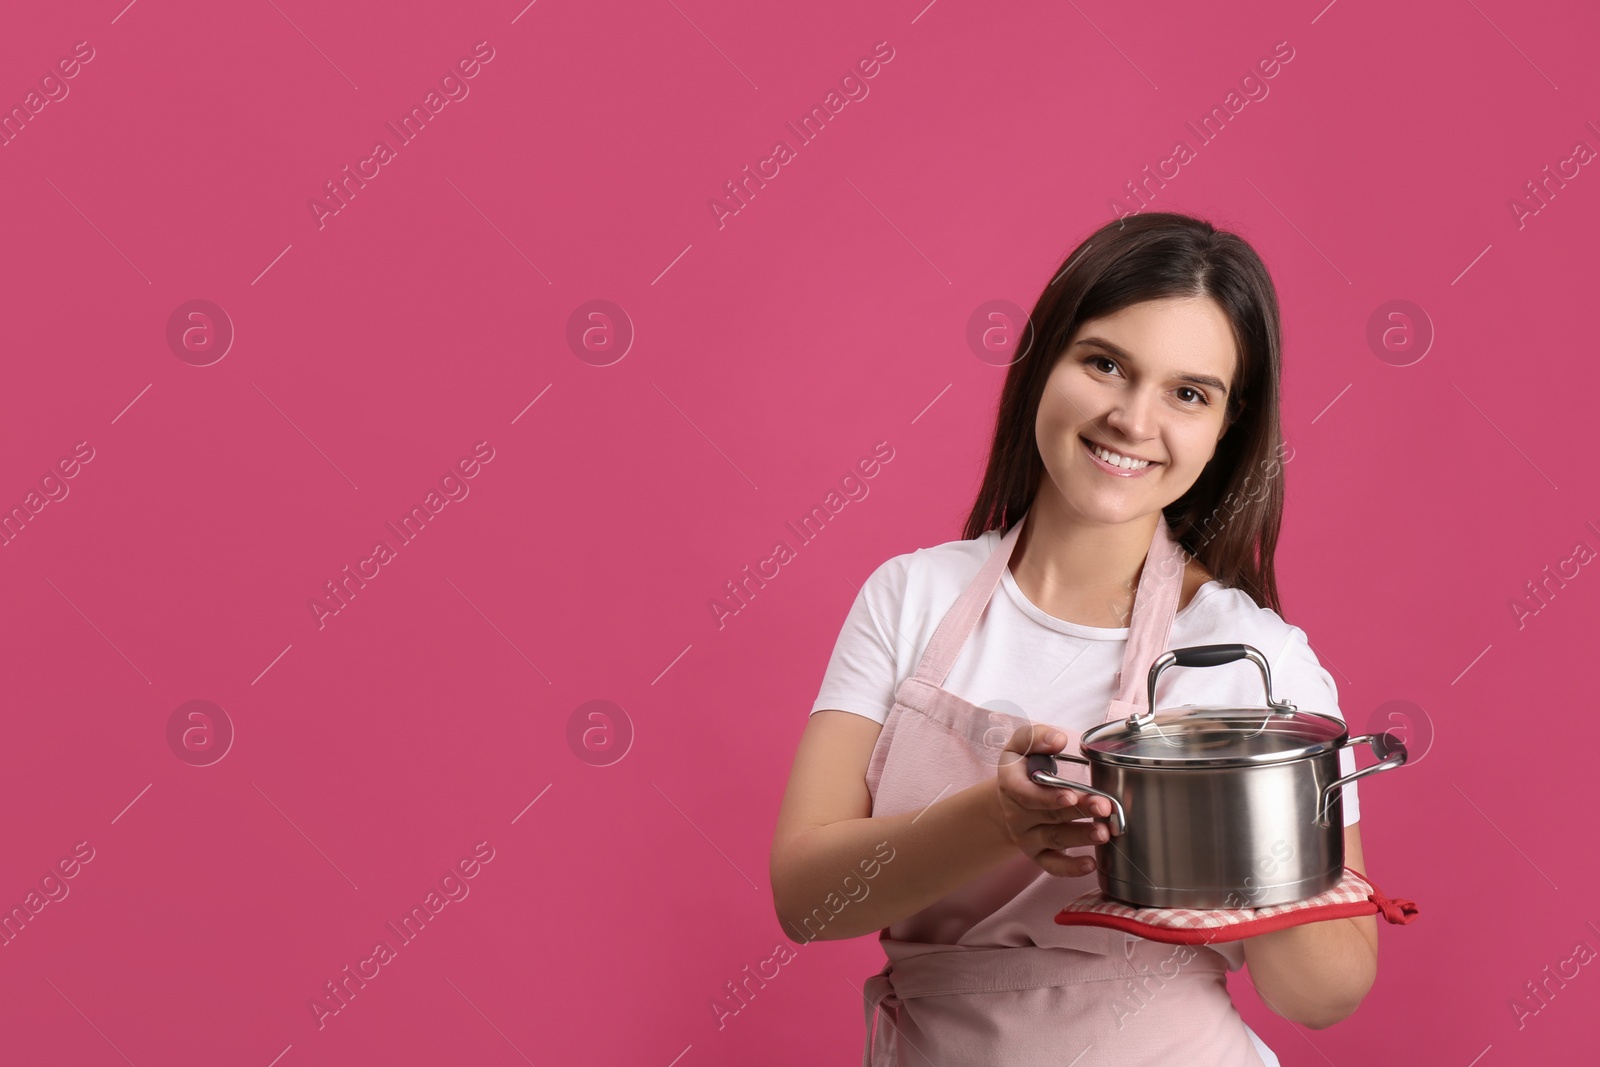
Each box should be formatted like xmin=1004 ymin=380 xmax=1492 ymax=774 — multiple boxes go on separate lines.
xmin=910 ymin=513 xmax=1029 ymax=687
xmin=1105 ymin=517 xmax=1188 ymax=720
xmin=861 ymin=969 xmax=897 ymax=1067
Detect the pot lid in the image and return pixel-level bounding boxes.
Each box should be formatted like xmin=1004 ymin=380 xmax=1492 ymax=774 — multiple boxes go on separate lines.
xmin=1082 ymin=705 xmax=1348 ymax=767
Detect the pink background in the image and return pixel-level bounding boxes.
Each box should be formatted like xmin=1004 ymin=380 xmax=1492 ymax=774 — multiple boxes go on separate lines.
xmin=1 ymin=0 xmax=1595 ymax=1063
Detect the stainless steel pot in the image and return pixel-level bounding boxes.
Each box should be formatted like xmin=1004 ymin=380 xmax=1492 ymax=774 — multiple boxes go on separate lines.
xmin=1026 ymin=643 xmax=1407 ymax=909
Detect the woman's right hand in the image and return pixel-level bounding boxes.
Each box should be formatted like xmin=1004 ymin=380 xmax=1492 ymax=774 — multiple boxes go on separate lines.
xmin=996 ymin=724 xmax=1115 ymax=877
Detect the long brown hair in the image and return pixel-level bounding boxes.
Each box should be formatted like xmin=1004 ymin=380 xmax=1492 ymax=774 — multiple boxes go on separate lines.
xmin=962 ymin=212 xmax=1290 ymax=617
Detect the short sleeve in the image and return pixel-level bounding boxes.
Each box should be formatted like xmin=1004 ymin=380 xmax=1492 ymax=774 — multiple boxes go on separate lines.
xmin=1271 ymin=625 xmax=1361 ymax=826
xmin=808 ymin=555 xmax=911 ymax=725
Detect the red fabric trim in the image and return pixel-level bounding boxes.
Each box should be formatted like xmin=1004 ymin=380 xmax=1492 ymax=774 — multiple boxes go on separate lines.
xmin=1054 ymin=900 xmax=1387 ymax=945
xmin=1051 ymin=865 xmax=1421 ymax=944
xmin=1346 ymin=864 xmax=1421 ymax=924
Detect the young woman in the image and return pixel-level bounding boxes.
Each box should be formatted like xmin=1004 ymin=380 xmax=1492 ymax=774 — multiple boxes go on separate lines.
xmin=770 ymin=212 xmax=1379 ymax=1066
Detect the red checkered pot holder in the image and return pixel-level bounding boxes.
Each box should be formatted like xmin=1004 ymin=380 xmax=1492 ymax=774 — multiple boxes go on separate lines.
xmin=1054 ymin=866 xmax=1419 ymax=945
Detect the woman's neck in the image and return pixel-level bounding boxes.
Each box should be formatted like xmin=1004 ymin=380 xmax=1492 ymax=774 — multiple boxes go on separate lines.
xmin=1007 ymin=492 xmax=1162 ymax=628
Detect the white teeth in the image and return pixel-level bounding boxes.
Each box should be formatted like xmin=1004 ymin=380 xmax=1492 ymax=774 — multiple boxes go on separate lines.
xmin=1090 ymin=442 xmax=1150 ymax=469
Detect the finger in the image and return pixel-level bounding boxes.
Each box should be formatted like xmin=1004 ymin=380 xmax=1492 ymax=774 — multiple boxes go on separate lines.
xmin=998 ymin=724 xmax=1072 ymax=798
xmin=998 ymin=760 xmax=1086 ymax=814
xmin=999 ymin=735 xmax=1113 ymax=819
xmin=1069 ymin=795 xmax=1114 ymax=819
xmin=1011 ymin=756 xmax=1115 ymax=821
xmin=1024 ymin=793 xmax=1111 ymax=826
xmin=1026 ymin=802 xmax=1114 ymax=828
xmin=1036 ymin=818 xmax=1112 ymax=851
xmin=1032 ymin=848 xmax=1098 ymax=878
xmin=1007 ymin=783 xmax=1107 ymax=823
xmin=1001 ymin=723 xmax=1069 ymax=759
xmin=1018 ymin=825 xmax=1096 ymax=865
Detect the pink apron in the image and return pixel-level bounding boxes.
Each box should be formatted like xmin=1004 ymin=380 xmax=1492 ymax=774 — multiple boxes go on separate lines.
xmin=860 ymin=511 xmax=1267 ymax=1067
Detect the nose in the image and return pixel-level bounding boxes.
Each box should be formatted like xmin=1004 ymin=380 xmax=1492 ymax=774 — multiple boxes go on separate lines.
xmin=1104 ymin=385 xmax=1159 ymax=444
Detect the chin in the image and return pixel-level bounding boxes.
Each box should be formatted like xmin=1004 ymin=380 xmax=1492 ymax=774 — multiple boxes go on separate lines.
xmin=1049 ymin=485 xmax=1141 ymax=521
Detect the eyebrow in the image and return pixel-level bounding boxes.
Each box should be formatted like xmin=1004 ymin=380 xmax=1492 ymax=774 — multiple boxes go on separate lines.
xmin=1073 ymin=336 xmax=1230 ymax=397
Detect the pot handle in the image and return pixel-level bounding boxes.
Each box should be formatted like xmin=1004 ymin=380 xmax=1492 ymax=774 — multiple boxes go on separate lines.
xmin=1316 ymin=731 xmax=1408 ymax=828
xmin=1024 ymin=753 xmax=1127 ymax=836
xmin=1136 ymin=643 xmax=1298 ymax=729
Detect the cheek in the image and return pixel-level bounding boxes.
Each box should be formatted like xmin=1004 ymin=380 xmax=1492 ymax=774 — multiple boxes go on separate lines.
xmin=1037 ymin=398 xmax=1083 ymax=459
xmin=1034 ymin=404 xmax=1074 ymax=479
xmin=1169 ymin=426 xmax=1221 ymax=472
xmin=1034 ymin=387 xmax=1066 ymax=440
xmin=1039 ymin=376 xmax=1089 ymax=432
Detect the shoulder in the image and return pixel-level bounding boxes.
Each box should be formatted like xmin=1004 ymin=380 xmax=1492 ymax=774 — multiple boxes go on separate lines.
xmin=1176 ymin=581 xmax=1339 ymax=713
xmin=1177 ymin=579 xmax=1309 ymax=671
xmin=861 ymin=527 xmax=1001 ymax=606
xmin=815 ymin=529 xmax=998 ymax=713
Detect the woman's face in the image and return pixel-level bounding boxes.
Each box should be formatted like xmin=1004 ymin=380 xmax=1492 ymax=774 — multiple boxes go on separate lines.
xmin=1034 ymin=296 xmax=1239 ymax=526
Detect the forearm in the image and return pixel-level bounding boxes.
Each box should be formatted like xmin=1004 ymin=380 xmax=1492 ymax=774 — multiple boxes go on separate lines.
xmin=771 ymin=778 xmax=1019 ymax=942
xmin=1241 ymin=915 xmax=1378 ymax=1029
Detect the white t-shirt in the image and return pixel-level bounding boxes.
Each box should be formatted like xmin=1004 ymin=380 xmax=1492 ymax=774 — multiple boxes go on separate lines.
xmin=812 ymin=526 xmax=1360 ymax=823
xmin=810 ymin=526 xmax=1362 ymax=980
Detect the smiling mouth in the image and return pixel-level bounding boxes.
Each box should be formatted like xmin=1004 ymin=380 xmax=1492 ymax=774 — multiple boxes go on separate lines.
xmin=1080 ymin=436 xmax=1161 ymax=470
